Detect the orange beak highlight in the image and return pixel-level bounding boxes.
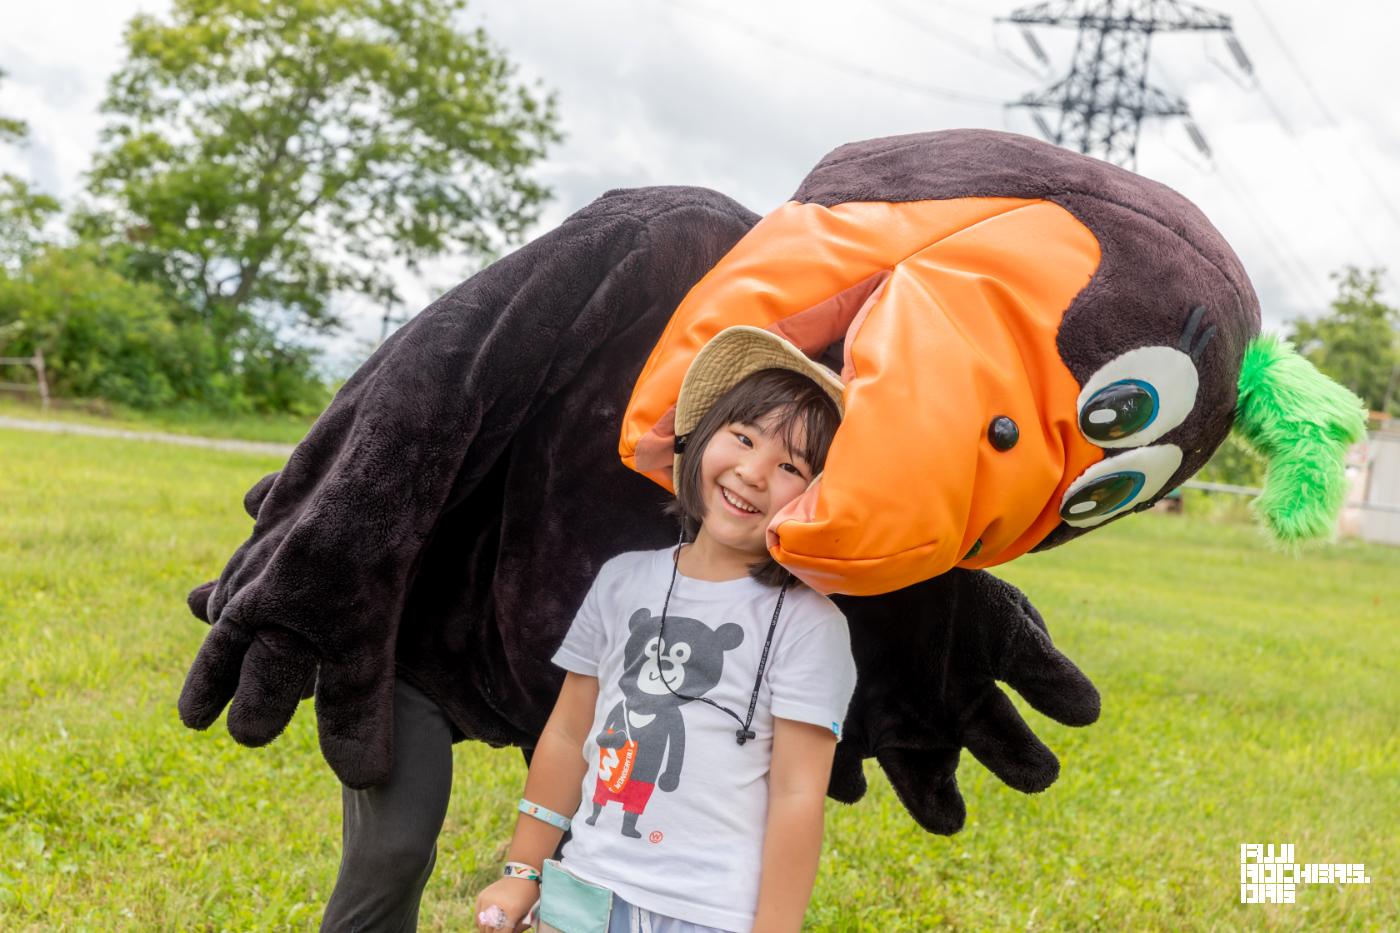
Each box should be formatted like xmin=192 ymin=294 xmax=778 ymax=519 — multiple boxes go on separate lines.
xmin=621 ymin=197 xmax=1105 ymax=595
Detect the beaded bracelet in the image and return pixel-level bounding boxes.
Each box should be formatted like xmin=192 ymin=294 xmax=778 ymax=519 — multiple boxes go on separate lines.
xmin=503 ymin=861 xmax=541 ymax=882
xmin=518 ymin=797 xmax=572 ymax=832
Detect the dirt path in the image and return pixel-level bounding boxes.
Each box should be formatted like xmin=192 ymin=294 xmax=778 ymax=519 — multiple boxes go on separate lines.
xmin=0 ymin=415 xmax=295 ymax=458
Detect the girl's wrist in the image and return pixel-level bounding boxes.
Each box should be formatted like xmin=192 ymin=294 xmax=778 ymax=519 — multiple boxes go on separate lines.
xmin=505 ymin=804 xmax=569 ymax=871
xmin=503 ymin=860 xmax=542 ymax=882
xmin=505 ymin=830 xmax=562 ymax=866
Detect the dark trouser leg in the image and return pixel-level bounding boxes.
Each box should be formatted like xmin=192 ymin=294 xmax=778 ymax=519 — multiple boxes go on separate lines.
xmin=321 ymin=678 xmax=454 ymax=933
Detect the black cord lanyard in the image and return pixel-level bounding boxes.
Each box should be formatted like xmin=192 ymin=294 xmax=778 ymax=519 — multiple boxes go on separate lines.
xmin=656 ymin=528 xmax=788 ymax=746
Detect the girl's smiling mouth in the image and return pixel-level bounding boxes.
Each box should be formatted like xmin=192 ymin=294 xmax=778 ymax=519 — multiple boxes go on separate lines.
xmin=720 ymin=486 xmax=761 ymax=516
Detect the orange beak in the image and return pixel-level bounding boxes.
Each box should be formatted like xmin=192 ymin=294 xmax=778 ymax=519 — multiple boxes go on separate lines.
xmin=621 ymin=197 xmax=1106 ymax=595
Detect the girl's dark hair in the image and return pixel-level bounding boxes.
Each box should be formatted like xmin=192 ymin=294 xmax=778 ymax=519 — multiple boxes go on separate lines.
xmin=666 ymin=368 xmax=841 ymax=587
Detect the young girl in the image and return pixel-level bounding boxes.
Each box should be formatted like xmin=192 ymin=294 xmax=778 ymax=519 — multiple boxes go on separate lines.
xmin=474 ymin=326 xmax=857 ymax=933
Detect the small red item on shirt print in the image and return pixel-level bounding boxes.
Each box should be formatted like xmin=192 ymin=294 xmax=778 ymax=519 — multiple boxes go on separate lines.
xmin=648 ymin=830 xmax=663 ymax=844
xmin=599 ymin=728 xmax=639 ymax=793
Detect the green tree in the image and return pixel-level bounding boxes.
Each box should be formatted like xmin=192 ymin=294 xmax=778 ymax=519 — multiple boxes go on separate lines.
xmin=1289 ymin=266 xmax=1400 ymax=415
xmin=1196 ymin=433 xmax=1266 ymax=489
xmin=0 ymin=242 xmax=225 ymax=409
xmin=0 ymin=68 xmax=61 ymax=271
xmin=79 ymin=0 xmax=560 ymax=364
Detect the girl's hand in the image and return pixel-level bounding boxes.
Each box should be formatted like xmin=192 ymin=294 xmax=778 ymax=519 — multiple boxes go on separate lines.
xmin=475 ymin=876 xmax=539 ymax=933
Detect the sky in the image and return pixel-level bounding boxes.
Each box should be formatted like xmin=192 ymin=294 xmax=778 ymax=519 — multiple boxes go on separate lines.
xmin=2 ymin=0 xmax=1397 ymax=374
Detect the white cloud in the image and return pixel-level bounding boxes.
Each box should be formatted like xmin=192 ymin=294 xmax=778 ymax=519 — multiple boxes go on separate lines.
xmin=3 ymin=0 xmax=1398 ymax=370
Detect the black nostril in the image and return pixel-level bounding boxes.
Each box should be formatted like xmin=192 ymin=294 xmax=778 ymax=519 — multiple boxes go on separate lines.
xmin=988 ymin=416 xmax=1019 ymax=451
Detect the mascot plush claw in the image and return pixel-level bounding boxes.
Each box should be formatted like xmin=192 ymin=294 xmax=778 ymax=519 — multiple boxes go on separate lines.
xmin=180 ymin=129 xmax=1363 ymax=835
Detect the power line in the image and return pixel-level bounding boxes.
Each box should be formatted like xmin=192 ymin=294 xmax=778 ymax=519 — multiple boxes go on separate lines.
xmin=1246 ymin=0 xmax=1400 ymax=236
xmin=1207 ymin=157 xmax=1332 ymax=312
xmin=1246 ymin=80 xmax=1394 ymax=277
xmin=1148 ymin=63 xmax=1332 ymax=311
xmin=666 ymin=0 xmax=1004 ymax=107
xmin=1148 ymin=58 xmax=1366 ymax=305
xmin=927 ymin=0 xmax=990 ymax=18
xmin=1197 ymin=50 xmax=1400 ymax=301
xmin=993 ymin=1 xmax=1386 ymax=313
xmin=1146 ymin=19 xmax=1400 ymax=304
xmin=1003 ymin=0 xmax=1235 ymax=170
xmin=880 ymin=0 xmax=1039 ymax=79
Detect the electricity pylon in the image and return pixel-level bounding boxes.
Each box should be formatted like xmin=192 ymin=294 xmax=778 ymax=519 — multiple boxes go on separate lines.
xmin=1003 ymin=0 xmax=1249 ymax=169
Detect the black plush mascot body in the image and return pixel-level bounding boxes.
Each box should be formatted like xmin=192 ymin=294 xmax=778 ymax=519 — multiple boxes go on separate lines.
xmin=179 ymin=130 xmax=1358 ymax=842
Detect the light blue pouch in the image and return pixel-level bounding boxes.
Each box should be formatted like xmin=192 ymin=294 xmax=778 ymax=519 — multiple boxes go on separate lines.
xmin=537 ymin=859 xmax=613 ymax=933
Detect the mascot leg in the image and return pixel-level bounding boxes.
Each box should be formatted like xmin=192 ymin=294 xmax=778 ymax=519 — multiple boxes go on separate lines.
xmin=321 ymin=679 xmax=454 ymax=931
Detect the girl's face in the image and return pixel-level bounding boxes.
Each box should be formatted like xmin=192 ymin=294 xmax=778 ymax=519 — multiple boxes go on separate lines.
xmin=695 ymin=413 xmax=815 ymax=559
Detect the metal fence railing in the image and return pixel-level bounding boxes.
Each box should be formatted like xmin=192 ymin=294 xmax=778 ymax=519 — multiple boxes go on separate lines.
xmin=0 ymin=347 xmax=49 ymax=411
xmin=1181 ymin=479 xmax=1400 ymax=515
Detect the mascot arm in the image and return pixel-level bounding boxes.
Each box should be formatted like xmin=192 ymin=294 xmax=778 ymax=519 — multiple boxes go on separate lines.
xmin=830 ymin=569 xmax=1099 ymax=834
xmin=179 ymin=187 xmax=751 ymax=788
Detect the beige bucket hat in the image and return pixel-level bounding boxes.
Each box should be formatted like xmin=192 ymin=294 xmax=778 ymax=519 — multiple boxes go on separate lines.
xmin=672 ymin=325 xmax=845 ymax=484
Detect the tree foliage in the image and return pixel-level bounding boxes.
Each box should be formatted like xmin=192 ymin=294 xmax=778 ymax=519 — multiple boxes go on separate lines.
xmin=0 ymin=68 xmax=61 ymax=271
xmin=1203 ymin=265 xmax=1396 ymax=488
xmin=0 ymin=67 xmax=30 ymax=150
xmin=0 ymin=242 xmax=330 ymax=413
xmin=1196 ymin=432 xmax=1267 ymax=489
xmin=1289 ymin=266 xmax=1400 ymax=415
xmin=80 ymin=0 xmax=560 ymax=352
xmin=0 ymin=243 xmax=204 ymax=409
xmin=0 ymin=176 xmax=59 ymax=271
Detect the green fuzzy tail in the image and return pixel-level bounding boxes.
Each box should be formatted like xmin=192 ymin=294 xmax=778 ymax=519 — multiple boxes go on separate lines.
xmin=1234 ymin=334 xmax=1368 ymax=542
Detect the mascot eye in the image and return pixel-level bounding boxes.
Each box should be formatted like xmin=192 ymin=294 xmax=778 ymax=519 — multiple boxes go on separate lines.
xmin=1076 ymin=346 xmax=1198 ymax=448
xmin=1080 ymin=380 xmax=1157 ymax=441
xmin=670 ymin=643 xmax=691 ymax=662
xmin=1060 ymin=444 xmax=1183 ymax=527
xmin=1062 ymin=471 xmax=1144 ymax=520
xmin=644 ymin=637 xmax=662 ymax=658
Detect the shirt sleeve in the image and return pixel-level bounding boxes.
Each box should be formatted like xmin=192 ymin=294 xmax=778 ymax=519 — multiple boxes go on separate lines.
xmin=551 ymin=561 xmax=612 ymax=676
xmin=767 ymin=608 xmax=858 ymax=742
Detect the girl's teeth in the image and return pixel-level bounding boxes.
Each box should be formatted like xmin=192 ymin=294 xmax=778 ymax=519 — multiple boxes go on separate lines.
xmin=722 ymin=488 xmax=759 ymax=513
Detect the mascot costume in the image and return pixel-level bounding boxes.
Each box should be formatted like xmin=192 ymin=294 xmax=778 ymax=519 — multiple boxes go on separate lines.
xmin=178 ymin=130 xmax=1364 ymax=846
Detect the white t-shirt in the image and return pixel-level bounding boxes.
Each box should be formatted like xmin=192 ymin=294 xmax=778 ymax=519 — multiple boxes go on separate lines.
xmin=550 ymin=546 xmax=858 ymax=932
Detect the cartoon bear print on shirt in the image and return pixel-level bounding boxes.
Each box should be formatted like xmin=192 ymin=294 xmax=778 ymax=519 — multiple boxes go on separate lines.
xmin=585 ymin=607 xmax=744 ymax=838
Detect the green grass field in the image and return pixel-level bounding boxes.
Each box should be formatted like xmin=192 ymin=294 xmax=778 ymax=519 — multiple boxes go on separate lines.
xmin=1 ymin=423 xmax=1395 ymax=931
